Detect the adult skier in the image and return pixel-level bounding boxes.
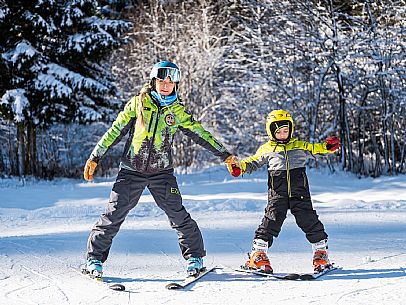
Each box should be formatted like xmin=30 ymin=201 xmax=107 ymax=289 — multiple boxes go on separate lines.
xmin=83 ymin=61 xmax=240 ymax=278
xmin=231 ymin=109 xmax=340 ymax=273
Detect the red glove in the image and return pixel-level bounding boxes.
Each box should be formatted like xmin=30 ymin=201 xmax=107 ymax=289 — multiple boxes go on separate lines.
xmin=325 ymin=136 xmax=340 ymax=151
xmin=224 ymin=155 xmax=241 ymax=177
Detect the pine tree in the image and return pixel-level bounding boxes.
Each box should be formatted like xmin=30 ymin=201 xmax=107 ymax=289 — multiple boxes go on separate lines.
xmin=0 ymin=0 xmax=132 ymax=177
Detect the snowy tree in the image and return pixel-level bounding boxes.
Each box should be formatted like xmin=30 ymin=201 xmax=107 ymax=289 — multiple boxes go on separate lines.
xmin=296 ymin=0 xmax=406 ymax=175
xmin=351 ymin=0 xmax=406 ymax=175
xmin=111 ymin=0 xmax=233 ymax=170
xmin=213 ymin=0 xmax=277 ymax=154
xmin=1 ymin=0 xmax=404 ymax=178
xmin=0 ymin=0 xmax=132 ymax=177
xmin=99 ymin=0 xmax=406 ymax=175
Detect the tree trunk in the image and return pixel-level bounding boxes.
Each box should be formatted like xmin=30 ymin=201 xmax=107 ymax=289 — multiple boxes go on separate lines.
xmin=390 ymin=120 xmax=396 ymax=174
xmin=27 ymin=122 xmax=38 ymax=176
xmin=371 ymin=134 xmax=382 ymax=177
xmin=381 ymin=100 xmax=390 ymax=174
xmin=356 ymin=111 xmax=363 ymax=175
xmin=6 ymin=124 xmax=16 ymax=175
xmin=357 ymin=89 xmax=369 ymax=176
xmin=16 ymin=123 xmax=26 ymax=177
xmin=399 ymin=136 xmax=406 ymax=173
xmin=335 ymin=65 xmax=352 ymax=171
xmin=0 ymin=145 xmax=4 ymax=174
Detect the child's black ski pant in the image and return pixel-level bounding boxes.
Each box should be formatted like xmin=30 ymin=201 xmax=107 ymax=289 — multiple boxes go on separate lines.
xmin=254 ymin=195 xmax=328 ymax=246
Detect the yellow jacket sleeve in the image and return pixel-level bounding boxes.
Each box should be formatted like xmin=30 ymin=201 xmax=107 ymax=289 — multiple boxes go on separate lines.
xmin=292 ymin=140 xmax=333 ymax=155
xmin=241 ymin=144 xmax=269 ymax=174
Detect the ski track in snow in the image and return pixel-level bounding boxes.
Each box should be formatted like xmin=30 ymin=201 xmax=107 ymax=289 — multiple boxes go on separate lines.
xmin=1 ymin=167 xmax=406 ymax=305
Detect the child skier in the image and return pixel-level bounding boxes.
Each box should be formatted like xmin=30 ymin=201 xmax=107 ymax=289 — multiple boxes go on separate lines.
xmin=232 ymin=109 xmax=339 ymax=273
xmin=83 ymin=60 xmax=240 ymax=278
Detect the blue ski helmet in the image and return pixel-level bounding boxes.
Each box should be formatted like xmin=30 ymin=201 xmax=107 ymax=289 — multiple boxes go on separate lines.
xmin=150 ymin=61 xmax=181 ymax=83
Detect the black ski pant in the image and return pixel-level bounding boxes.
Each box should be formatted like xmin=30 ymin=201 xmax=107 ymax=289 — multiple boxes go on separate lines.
xmin=86 ymin=168 xmax=206 ymax=262
xmin=254 ymin=194 xmax=328 ymax=247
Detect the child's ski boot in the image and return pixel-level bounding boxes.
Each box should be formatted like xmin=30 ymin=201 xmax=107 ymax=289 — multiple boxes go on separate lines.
xmin=244 ymin=238 xmax=273 ymax=273
xmin=187 ymin=257 xmax=204 ymax=276
xmin=312 ymin=239 xmax=332 ymax=273
xmin=86 ymin=258 xmax=103 ymax=278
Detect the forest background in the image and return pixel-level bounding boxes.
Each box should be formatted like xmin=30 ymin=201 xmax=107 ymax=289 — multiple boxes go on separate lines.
xmin=1 ymin=0 xmax=405 ymax=179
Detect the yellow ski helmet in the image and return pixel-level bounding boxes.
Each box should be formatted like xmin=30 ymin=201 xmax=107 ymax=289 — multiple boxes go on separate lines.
xmin=266 ymin=109 xmax=294 ymax=142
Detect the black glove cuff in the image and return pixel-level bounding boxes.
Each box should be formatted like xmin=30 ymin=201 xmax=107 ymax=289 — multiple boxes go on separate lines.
xmin=326 ymin=143 xmax=338 ymax=150
xmin=90 ymin=155 xmax=100 ymax=163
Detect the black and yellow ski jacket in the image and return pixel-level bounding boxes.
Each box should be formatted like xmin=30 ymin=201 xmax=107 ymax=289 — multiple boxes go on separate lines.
xmin=89 ymin=88 xmax=230 ymax=173
xmin=241 ymin=139 xmax=333 ymax=198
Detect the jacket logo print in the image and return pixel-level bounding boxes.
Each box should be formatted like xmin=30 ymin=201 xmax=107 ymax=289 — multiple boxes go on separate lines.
xmin=165 ymin=114 xmax=176 ymax=126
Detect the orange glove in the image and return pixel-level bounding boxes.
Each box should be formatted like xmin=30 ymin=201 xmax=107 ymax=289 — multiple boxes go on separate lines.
xmin=224 ymin=155 xmax=241 ymax=177
xmin=325 ymin=136 xmax=340 ymax=151
xmin=83 ymin=159 xmax=98 ymax=181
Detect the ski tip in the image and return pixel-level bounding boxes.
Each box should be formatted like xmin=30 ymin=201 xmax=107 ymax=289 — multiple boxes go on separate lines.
xmin=109 ymin=283 xmax=126 ymax=291
xmin=166 ymin=283 xmax=183 ymax=290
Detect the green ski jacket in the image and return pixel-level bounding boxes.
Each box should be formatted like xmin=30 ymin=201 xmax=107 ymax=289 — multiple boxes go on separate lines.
xmin=90 ymin=88 xmax=231 ymax=173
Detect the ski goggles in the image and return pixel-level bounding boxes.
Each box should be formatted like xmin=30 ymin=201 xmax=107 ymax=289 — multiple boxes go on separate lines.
xmin=150 ymin=67 xmax=181 ymax=82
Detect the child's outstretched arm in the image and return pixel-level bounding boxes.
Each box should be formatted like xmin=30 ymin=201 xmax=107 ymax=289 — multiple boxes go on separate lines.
xmin=240 ymin=145 xmax=269 ymax=174
xmin=296 ymin=136 xmax=340 ymax=155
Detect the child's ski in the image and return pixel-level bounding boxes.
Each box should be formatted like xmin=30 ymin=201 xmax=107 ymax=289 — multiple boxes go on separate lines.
xmin=81 ymin=268 xmax=126 ymax=291
xmin=235 ymin=265 xmax=341 ymax=281
xmin=235 ymin=267 xmax=300 ymax=280
xmin=165 ymin=266 xmax=217 ymax=290
xmin=297 ymin=266 xmax=341 ymax=280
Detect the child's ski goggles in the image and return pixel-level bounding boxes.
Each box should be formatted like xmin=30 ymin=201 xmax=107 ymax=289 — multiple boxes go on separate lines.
xmin=150 ymin=67 xmax=181 ymax=82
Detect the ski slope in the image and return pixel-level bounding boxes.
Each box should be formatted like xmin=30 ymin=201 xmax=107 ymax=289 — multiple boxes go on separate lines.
xmin=1 ymin=167 xmax=406 ymax=305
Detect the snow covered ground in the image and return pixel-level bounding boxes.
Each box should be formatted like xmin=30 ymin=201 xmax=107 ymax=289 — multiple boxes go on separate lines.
xmin=1 ymin=167 xmax=406 ymax=305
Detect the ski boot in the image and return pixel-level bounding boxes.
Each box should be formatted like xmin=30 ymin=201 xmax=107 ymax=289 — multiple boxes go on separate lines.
xmin=187 ymin=257 xmax=204 ymax=276
xmin=244 ymin=238 xmax=273 ymax=273
xmin=86 ymin=258 xmax=103 ymax=278
xmin=312 ymin=239 xmax=331 ymax=273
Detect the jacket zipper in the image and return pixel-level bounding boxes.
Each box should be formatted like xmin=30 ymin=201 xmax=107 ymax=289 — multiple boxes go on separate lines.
xmin=283 ymin=146 xmax=292 ymax=198
xmin=147 ymin=112 xmax=154 ymax=134
xmin=145 ymin=108 xmax=160 ymax=172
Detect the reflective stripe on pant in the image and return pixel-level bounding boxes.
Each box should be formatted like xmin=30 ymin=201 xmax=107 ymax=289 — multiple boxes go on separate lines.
xmin=86 ymin=168 xmax=206 ymax=262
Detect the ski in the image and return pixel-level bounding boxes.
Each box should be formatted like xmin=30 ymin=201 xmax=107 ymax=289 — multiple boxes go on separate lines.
xmin=298 ymin=265 xmax=341 ymax=280
xmin=235 ymin=267 xmax=300 ymax=280
xmin=165 ymin=266 xmax=217 ymax=290
xmin=81 ymin=268 xmax=126 ymax=291
xmin=279 ymin=265 xmax=341 ymax=281
xmin=235 ymin=265 xmax=341 ymax=281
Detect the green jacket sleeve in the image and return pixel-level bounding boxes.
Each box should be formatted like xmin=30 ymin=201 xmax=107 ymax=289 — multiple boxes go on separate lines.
xmin=177 ymin=108 xmax=230 ymax=161
xmin=89 ymin=96 xmax=137 ymax=161
xmin=241 ymin=144 xmax=268 ymax=174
